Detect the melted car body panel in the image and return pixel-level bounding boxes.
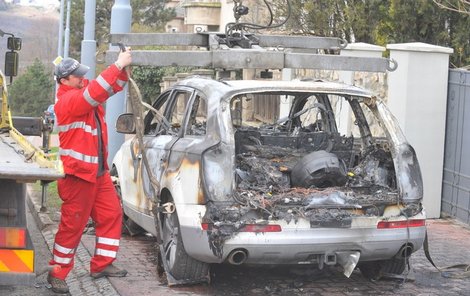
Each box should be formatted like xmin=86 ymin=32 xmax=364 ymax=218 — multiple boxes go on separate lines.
xmin=113 ymin=77 xmax=425 ymax=278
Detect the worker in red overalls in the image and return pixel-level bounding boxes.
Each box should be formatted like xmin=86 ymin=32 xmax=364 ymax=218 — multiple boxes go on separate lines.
xmin=47 ymin=48 xmax=132 ymax=294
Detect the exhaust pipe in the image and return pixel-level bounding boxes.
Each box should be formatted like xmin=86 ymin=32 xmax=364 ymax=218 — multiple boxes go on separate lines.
xmin=227 ymin=249 xmax=248 ymax=265
xmin=397 ymin=244 xmax=413 ymax=258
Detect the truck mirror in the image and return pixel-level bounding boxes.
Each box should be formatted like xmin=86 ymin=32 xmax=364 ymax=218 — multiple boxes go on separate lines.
xmin=5 ymin=51 xmax=18 ymax=77
xmin=7 ymin=37 xmax=22 ymax=51
xmin=116 ymin=113 xmax=136 ymax=134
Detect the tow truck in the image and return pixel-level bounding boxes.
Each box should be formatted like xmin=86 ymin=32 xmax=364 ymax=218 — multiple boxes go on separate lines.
xmin=0 ymin=30 xmax=63 ymax=285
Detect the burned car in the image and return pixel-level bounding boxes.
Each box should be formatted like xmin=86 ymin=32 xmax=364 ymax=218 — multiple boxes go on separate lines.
xmin=112 ymin=77 xmax=426 ymax=285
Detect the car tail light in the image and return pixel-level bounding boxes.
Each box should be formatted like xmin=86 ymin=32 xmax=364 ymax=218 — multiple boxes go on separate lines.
xmin=240 ymin=224 xmax=282 ymax=232
xmin=0 ymin=227 xmax=26 ymax=248
xmin=377 ymin=219 xmax=425 ymax=229
xmin=201 ymin=223 xmax=282 ymax=232
xmin=201 ymin=143 xmax=234 ymax=202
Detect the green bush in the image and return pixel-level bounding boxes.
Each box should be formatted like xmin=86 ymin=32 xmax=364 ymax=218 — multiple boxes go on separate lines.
xmin=9 ymin=58 xmax=54 ymax=117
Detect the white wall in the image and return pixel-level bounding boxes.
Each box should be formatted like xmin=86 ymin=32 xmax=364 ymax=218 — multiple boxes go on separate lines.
xmin=387 ymin=42 xmax=453 ymax=218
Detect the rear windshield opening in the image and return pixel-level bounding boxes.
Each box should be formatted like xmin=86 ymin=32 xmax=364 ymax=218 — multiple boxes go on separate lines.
xmin=231 ymin=92 xmax=398 ymax=207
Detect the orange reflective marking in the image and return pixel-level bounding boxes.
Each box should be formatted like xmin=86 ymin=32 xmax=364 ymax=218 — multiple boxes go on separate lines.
xmin=0 ymin=227 xmax=26 ymax=248
xmin=0 ymin=249 xmax=34 ymax=273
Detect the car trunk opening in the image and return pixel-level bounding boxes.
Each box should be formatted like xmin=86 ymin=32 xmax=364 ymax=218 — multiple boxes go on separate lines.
xmin=201 ymin=90 xmax=423 ymax=257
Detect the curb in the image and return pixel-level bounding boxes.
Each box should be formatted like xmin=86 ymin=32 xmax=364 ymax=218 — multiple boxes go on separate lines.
xmin=26 ymin=185 xmax=120 ymax=296
xmin=26 ymin=187 xmax=54 ymax=231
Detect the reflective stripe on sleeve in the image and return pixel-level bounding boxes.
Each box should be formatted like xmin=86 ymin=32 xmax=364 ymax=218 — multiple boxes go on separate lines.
xmin=96 ymin=75 xmax=115 ymax=97
xmin=116 ymin=79 xmax=127 ymax=88
xmin=83 ymin=88 xmax=100 ymax=107
xmin=54 ymin=255 xmax=72 ymax=264
xmin=57 ymin=121 xmax=98 ymax=135
xmin=59 ymin=148 xmax=99 ymax=164
xmin=97 ymin=237 xmax=120 ymax=247
xmin=95 ymin=248 xmax=117 ymax=258
xmin=54 ymin=243 xmax=75 ymax=255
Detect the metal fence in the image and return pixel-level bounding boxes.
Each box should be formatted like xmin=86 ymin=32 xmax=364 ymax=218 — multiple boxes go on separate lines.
xmin=442 ymin=69 xmax=470 ymax=225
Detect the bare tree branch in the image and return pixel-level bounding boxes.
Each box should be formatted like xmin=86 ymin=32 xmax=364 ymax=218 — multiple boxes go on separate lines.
xmin=433 ymin=0 xmax=470 ymax=15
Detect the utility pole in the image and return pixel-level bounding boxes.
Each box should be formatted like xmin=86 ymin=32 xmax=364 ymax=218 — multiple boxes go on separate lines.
xmin=81 ymin=0 xmax=97 ymax=79
xmin=54 ymin=0 xmax=65 ymax=102
xmin=63 ymin=0 xmax=71 ymax=58
xmin=57 ymin=0 xmax=65 ymax=59
xmin=106 ymin=0 xmax=132 ymax=167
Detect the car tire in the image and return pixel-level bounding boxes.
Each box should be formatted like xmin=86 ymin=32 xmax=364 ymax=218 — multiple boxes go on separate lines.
xmin=381 ymin=257 xmax=407 ymax=274
xmin=358 ymin=257 xmax=407 ymax=280
xmin=110 ymin=167 xmax=145 ymax=236
xmin=160 ymin=200 xmax=209 ymax=282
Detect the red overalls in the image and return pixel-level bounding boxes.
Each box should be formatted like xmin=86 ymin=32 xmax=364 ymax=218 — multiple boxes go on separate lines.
xmin=49 ymin=64 xmax=128 ymax=280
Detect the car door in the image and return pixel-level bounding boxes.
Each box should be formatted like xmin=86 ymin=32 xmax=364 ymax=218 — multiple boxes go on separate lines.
xmin=162 ymin=89 xmax=211 ymax=205
xmin=140 ymin=87 xmax=205 ymax=205
xmin=119 ymin=90 xmax=173 ymax=220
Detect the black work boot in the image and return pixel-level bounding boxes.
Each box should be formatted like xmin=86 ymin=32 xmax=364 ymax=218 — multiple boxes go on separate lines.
xmin=47 ymin=272 xmax=69 ymax=294
xmin=90 ymin=264 xmax=128 ymax=279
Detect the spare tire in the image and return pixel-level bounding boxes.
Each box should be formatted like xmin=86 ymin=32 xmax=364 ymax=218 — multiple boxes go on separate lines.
xmin=291 ymin=150 xmax=347 ymax=188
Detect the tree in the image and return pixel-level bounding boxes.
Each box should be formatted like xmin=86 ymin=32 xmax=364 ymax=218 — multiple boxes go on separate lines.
xmin=433 ymin=0 xmax=470 ymax=15
xmin=9 ymin=58 xmax=54 ymax=117
xmin=270 ymin=0 xmax=470 ymax=67
xmin=131 ymin=65 xmax=199 ymax=104
xmin=66 ymin=1 xmax=177 ymax=104
xmin=68 ymin=0 xmax=175 ymax=59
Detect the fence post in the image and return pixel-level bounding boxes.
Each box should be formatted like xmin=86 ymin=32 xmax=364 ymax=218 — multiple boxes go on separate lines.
xmin=387 ymin=42 xmax=453 ymax=218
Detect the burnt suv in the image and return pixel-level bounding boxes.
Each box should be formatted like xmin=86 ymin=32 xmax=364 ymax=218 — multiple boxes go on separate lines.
xmin=112 ymin=77 xmax=426 ymax=285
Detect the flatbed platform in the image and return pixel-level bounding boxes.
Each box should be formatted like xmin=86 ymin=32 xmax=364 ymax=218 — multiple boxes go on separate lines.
xmin=0 ymin=131 xmax=63 ymax=181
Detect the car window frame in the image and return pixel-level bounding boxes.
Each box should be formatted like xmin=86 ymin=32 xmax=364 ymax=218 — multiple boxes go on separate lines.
xmin=143 ymin=90 xmax=172 ymax=136
xmin=182 ymin=90 xmax=208 ymax=137
xmin=162 ymin=87 xmax=196 ymax=138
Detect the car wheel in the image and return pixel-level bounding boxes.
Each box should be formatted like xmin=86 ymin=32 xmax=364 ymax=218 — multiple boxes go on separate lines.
xmin=110 ymin=167 xmax=145 ymax=236
xmin=160 ymin=200 xmax=209 ymax=282
xmin=358 ymin=258 xmax=407 ymax=280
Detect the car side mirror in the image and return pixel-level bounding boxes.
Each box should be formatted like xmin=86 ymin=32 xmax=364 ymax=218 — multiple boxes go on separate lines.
xmin=7 ymin=37 xmax=22 ymax=51
xmin=5 ymin=51 xmax=18 ymax=77
xmin=116 ymin=113 xmax=136 ymax=134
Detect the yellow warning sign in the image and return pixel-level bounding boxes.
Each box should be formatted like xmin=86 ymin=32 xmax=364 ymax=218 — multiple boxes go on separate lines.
xmin=0 ymin=249 xmax=34 ymax=273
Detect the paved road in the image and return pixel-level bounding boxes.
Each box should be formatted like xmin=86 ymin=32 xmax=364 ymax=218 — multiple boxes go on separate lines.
xmin=2 ymin=189 xmax=470 ymax=296
xmin=80 ymin=219 xmax=470 ymax=296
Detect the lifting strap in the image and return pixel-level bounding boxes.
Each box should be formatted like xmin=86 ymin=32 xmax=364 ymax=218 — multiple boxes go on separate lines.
xmin=423 ymin=230 xmax=470 ymax=278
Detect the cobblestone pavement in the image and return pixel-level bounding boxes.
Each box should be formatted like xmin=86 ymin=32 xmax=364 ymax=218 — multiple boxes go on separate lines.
xmin=80 ymin=219 xmax=470 ymax=296
xmin=6 ymin=188 xmax=470 ymax=296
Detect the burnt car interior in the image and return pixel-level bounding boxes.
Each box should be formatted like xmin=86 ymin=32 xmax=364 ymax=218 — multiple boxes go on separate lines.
xmin=226 ymin=91 xmax=415 ymax=226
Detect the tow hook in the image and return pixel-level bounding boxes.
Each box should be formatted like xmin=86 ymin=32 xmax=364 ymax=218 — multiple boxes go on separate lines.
xmin=157 ymin=202 xmax=175 ymax=214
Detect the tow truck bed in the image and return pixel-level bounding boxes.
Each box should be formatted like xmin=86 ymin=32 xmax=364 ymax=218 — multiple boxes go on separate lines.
xmin=0 ymin=131 xmax=62 ymax=181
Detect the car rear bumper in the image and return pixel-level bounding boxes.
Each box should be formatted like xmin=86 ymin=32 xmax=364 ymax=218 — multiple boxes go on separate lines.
xmin=178 ymin=205 xmax=426 ymax=265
